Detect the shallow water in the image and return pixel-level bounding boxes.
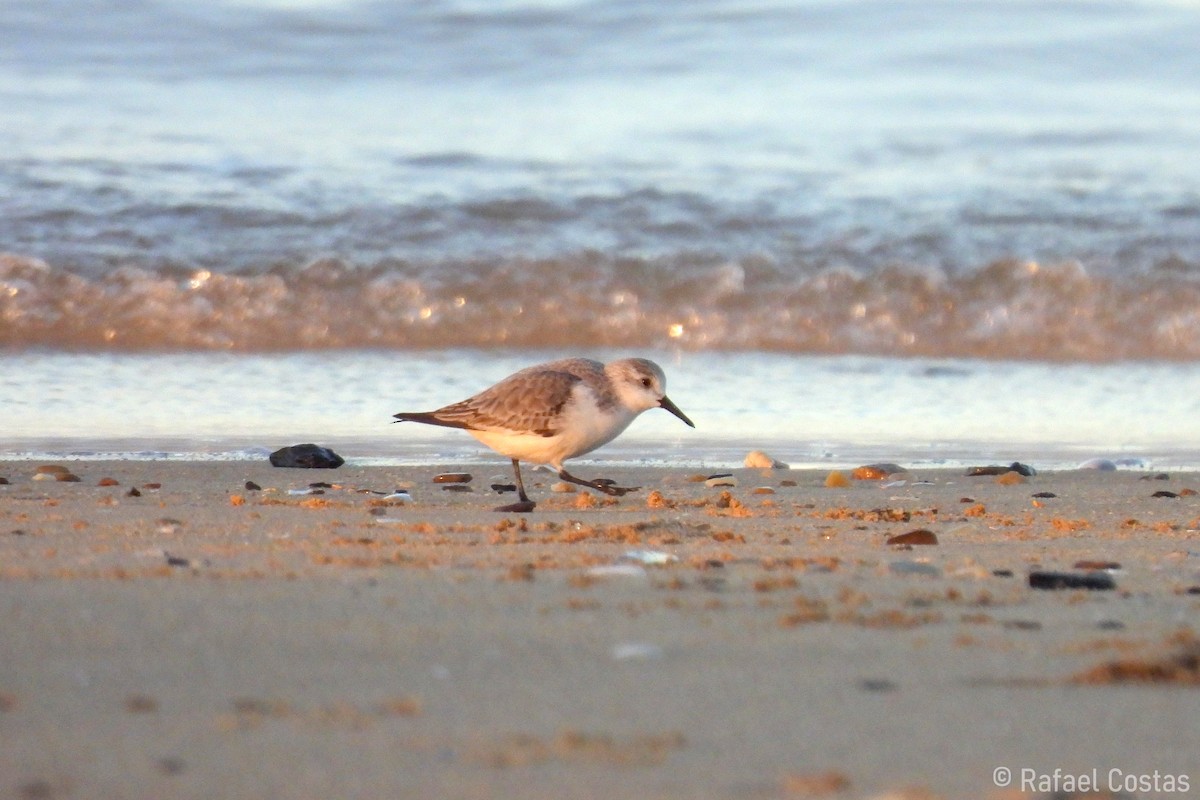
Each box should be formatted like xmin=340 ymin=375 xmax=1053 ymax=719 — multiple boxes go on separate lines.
xmin=3 ymin=350 xmax=1198 ymax=469
xmin=3 ymin=1 xmax=1200 ymax=465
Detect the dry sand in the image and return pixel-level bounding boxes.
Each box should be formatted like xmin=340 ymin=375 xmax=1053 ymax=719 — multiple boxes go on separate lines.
xmin=1 ymin=459 xmax=1199 ymax=799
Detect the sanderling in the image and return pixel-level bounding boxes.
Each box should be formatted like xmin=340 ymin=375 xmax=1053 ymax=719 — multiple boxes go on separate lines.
xmin=393 ymin=357 xmax=694 ymax=512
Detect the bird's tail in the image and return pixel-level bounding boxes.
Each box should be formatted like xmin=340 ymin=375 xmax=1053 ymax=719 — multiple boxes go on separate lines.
xmin=392 ymin=412 xmax=471 ymax=429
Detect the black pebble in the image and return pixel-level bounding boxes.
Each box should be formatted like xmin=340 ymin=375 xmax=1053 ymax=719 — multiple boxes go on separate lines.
xmin=992 ymin=569 xmax=1014 ymax=577
xmin=165 ymin=555 xmax=190 ymax=568
xmin=490 ymin=483 xmax=517 ymax=493
xmin=1028 ymin=570 xmax=1116 ymax=591
xmin=1151 ymin=490 xmax=1180 ymax=499
xmin=244 ymin=481 xmax=262 ymax=491
xmin=859 ymin=679 xmax=898 ymax=692
xmin=269 ymin=444 xmax=345 ymax=469
xmin=1031 ymin=492 xmax=1057 ymax=498
xmin=126 ymin=487 xmax=141 ymax=497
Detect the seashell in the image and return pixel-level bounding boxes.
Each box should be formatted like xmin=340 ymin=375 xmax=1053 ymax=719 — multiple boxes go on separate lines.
xmin=622 ymin=549 xmax=678 ymax=565
xmin=824 ymin=471 xmax=849 ymax=488
xmin=743 ymin=450 xmax=788 ymax=469
xmin=705 ymin=474 xmax=736 ymax=488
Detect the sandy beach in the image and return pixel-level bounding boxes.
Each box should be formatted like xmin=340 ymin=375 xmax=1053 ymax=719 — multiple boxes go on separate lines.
xmin=1 ymin=459 xmax=1198 ymax=799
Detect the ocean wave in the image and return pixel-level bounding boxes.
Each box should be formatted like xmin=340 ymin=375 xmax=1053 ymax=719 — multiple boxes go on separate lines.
xmin=4 ymin=252 xmax=1200 ymax=360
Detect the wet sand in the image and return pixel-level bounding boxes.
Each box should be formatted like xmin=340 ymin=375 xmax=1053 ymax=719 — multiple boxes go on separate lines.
xmin=1 ymin=460 xmax=1198 ymax=799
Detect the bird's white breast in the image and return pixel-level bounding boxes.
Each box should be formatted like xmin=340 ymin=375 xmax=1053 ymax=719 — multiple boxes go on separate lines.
xmin=467 ymin=383 xmax=637 ymax=468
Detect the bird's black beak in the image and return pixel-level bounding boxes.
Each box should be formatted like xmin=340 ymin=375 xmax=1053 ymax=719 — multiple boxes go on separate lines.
xmin=659 ymin=395 xmax=695 ymax=428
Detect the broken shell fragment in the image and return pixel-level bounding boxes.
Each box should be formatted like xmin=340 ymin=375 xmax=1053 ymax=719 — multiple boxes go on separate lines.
xmin=743 ymin=450 xmax=788 ymax=469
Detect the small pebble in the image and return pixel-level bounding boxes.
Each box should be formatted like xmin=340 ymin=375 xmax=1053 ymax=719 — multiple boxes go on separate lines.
xmin=994 ymin=471 xmax=1027 ymax=485
xmin=433 ymin=472 xmax=473 ymax=484
xmin=1151 ymin=490 xmax=1179 ymax=498
xmin=441 ymin=484 xmax=473 ymax=493
xmin=1073 ymin=560 xmax=1121 ymax=571
xmin=143 ymin=483 xmax=162 ymax=490
xmin=1031 ymin=491 xmax=1057 ymax=498
xmin=56 ymin=472 xmax=81 ymax=482
xmin=1077 ymin=457 xmax=1117 ymax=471
xmin=97 ymin=477 xmax=119 ymax=486
xmin=779 ymin=479 xmax=797 ymax=487
xmin=1097 ymin=619 xmax=1126 ymax=630
xmin=1139 ymin=473 xmax=1170 ymax=481
xmin=751 ymin=486 xmax=776 ymax=495
xmin=490 ymin=483 xmax=517 ymax=493
xmin=992 ymin=569 xmax=1014 ymax=578
xmin=126 ymin=487 xmax=142 ymax=497
xmin=165 ymin=554 xmax=190 ymax=568
xmin=1028 ymin=570 xmax=1116 ymax=591
xmin=858 ymin=678 xmax=898 ymax=692
xmin=705 ymin=474 xmax=737 ymax=488
xmin=0 ymin=477 xmax=8 ymax=485
xmin=244 ymin=481 xmax=262 ymax=491
xmin=886 ymin=529 xmax=938 ymax=546
xmin=853 ymin=463 xmax=903 ymax=480
xmin=1003 ymin=619 xmax=1042 ymax=631
xmin=156 ymin=518 xmax=184 ymax=534
xmin=35 ymin=464 xmax=70 ymax=475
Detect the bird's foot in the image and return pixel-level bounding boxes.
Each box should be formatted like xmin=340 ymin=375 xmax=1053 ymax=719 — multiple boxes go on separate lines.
xmin=589 ymin=478 xmax=640 ymax=497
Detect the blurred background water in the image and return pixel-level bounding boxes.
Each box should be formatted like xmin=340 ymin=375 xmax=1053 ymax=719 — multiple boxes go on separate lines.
xmin=3 ymin=0 xmax=1200 ymax=467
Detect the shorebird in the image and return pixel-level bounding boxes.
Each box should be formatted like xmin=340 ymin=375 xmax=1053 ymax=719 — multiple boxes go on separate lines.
xmin=393 ymin=357 xmax=694 ymax=511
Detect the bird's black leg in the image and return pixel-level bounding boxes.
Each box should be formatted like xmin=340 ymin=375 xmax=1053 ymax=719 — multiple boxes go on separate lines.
xmin=558 ymin=468 xmax=640 ymax=497
xmin=494 ymin=458 xmax=537 ymax=513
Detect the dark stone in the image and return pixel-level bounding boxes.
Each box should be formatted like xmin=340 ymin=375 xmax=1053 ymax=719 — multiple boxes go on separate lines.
xmin=1151 ymin=490 xmax=1180 ymax=498
xmin=269 ymin=444 xmax=345 ymax=469
xmin=992 ymin=569 xmax=1014 ymax=577
xmin=886 ymin=529 xmax=938 ymax=546
xmin=491 ymin=483 xmax=517 ymax=493
xmin=244 ymin=481 xmax=261 ymax=491
xmin=1028 ymin=570 xmax=1116 ymax=591
xmin=966 ymin=462 xmax=1035 ymax=477
xmin=1031 ymin=491 xmax=1057 ymax=498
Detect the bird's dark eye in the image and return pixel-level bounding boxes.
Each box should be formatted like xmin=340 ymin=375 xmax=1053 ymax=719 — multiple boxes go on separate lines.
xmin=641 ymin=377 xmax=652 ymax=388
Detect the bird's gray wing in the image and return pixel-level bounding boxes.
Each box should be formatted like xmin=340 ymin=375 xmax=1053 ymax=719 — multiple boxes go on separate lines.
xmin=422 ymin=368 xmax=583 ymax=436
